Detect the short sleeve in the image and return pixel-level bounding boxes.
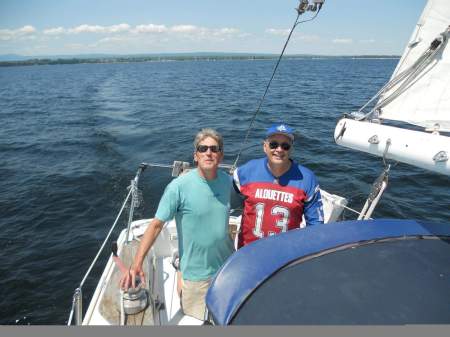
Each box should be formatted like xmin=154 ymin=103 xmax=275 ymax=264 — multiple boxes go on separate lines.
xmin=303 ymin=173 xmax=324 ymax=226
xmin=154 ymin=180 xmax=180 ymax=222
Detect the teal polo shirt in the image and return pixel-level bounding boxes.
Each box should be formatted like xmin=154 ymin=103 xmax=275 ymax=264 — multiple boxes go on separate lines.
xmin=155 ymin=168 xmax=234 ymax=281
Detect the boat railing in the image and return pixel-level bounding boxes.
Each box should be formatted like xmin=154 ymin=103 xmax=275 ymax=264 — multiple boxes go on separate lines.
xmin=67 ymin=161 xmax=233 ymax=325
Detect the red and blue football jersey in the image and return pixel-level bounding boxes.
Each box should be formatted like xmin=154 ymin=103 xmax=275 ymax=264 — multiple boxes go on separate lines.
xmin=233 ymin=158 xmax=324 ymax=247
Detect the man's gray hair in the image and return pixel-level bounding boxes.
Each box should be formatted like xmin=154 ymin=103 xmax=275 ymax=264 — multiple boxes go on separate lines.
xmin=193 ymin=128 xmax=224 ymax=151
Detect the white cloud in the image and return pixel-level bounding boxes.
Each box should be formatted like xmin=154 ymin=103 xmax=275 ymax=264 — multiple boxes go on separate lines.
xmin=109 ymin=24 xmax=131 ymax=33
xmin=0 ymin=22 xmax=241 ymax=52
xmin=332 ymin=38 xmax=353 ymax=44
xmin=265 ymin=28 xmax=290 ymax=36
xmin=1 ymin=23 xmax=239 ymax=41
xmin=43 ymin=27 xmax=66 ymax=35
xmin=18 ymin=25 xmax=36 ymax=34
xmin=214 ymin=27 xmax=239 ymax=36
xmin=66 ymin=23 xmax=131 ymax=34
xmin=129 ymin=24 xmax=240 ymax=37
xmin=0 ymin=25 xmax=36 ymax=40
xmin=133 ymin=24 xmax=167 ymax=34
xmin=218 ymin=28 xmax=238 ymax=34
xmin=0 ymin=30 xmax=13 ymax=41
xmin=68 ymin=24 xmax=106 ymax=34
xmin=171 ymin=25 xmax=199 ymax=33
xmin=43 ymin=24 xmax=131 ymax=35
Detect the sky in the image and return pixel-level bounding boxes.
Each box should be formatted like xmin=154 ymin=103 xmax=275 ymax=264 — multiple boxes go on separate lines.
xmin=0 ymin=0 xmax=428 ymax=56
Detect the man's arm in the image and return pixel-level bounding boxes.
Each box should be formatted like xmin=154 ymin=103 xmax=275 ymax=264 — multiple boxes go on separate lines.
xmin=120 ymin=217 xmax=165 ymax=290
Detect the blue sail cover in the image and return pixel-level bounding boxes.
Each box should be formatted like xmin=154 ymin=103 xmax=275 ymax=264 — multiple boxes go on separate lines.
xmin=206 ymin=219 xmax=450 ymax=325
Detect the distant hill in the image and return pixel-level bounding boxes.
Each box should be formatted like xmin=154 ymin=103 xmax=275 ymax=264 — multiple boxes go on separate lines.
xmin=0 ymin=52 xmax=400 ymax=66
xmin=0 ymin=53 xmax=126 ymax=62
xmin=0 ymin=52 xmax=278 ymax=62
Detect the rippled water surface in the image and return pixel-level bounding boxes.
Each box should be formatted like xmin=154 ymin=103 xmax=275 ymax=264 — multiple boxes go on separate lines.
xmin=0 ymin=59 xmax=449 ymax=324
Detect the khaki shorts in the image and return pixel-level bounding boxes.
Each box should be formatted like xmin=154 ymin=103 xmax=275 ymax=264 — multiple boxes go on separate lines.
xmin=181 ymin=278 xmax=211 ymax=320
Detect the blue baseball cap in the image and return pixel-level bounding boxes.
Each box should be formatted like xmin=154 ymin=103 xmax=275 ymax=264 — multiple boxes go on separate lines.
xmin=265 ymin=123 xmax=294 ymax=141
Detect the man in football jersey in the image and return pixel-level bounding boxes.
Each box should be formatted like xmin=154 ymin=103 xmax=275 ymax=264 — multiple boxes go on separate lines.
xmin=233 ymin=123 xmax=324 ymax=247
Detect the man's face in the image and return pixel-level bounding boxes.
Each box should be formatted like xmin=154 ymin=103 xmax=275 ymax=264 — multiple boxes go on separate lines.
xmin=263 ymin=134 xmax=292 ymax=166
xmin=194 ymin=136 xmax=223 ymax=172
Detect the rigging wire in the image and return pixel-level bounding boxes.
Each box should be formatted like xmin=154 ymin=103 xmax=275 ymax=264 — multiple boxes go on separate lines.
xmin=354 ymin=27 xmax=448 ymax=121
xmin=230 ymin=3 xmax=324 ymax=172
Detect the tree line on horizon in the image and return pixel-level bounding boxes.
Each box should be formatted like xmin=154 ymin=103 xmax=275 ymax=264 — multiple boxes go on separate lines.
xmin=0 ymin=54 xmax=399 ymax=67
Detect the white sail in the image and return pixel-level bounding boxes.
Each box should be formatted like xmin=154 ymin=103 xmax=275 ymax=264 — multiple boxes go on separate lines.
xmin=378 ymin=0 xmax=450 ymax=132
xmin=334 ymin=0 xmax=450 ymax=176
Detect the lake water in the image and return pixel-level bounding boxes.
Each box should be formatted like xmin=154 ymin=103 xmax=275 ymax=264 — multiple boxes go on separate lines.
xmin=0 ymin=58 xmax=449 ymax=324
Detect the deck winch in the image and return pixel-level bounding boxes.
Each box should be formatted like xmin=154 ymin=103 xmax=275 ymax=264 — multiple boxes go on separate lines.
xmin=111 ymin=241 xmax=149 ymax=317
xmin=121 ymin=279 xmax=148 ymax=315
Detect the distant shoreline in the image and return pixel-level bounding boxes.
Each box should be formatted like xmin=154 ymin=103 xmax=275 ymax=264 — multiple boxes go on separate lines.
xmin=0 ymin=54 xmax=400 ymax=67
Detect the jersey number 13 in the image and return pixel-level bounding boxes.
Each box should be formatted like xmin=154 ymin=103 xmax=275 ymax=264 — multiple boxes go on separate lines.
xmin=252 ymin=202 xmax=290 ymax=238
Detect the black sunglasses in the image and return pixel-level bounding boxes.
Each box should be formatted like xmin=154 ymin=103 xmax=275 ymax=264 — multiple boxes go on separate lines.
xmin=268 ymin=141 xmax=291 ymax=151
xmin=196 ymin=145 xmax=222 ymax=153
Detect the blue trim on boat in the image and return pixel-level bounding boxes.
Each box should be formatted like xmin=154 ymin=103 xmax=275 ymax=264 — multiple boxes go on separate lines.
xmin=206 ymin=219 xmax=450 ymax=325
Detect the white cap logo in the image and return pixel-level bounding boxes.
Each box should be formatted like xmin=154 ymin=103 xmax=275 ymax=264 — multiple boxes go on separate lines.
xmin=277 ymin=125 xmax=287 ymax=132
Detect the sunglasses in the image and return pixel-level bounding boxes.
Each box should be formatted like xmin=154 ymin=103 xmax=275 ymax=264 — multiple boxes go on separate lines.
xmin=196 ymin=145 xmax=222 ymax=153
xmin=268 ymin=141 xmax=291 ymax=151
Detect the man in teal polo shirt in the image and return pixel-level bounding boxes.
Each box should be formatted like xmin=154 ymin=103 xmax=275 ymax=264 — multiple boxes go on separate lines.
xmin=120 ymin=128 xmax=234 ymax=320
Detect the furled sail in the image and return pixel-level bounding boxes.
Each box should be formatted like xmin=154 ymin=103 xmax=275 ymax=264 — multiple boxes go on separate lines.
xmin=378 ymin=0 xmax=450 ymax=132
